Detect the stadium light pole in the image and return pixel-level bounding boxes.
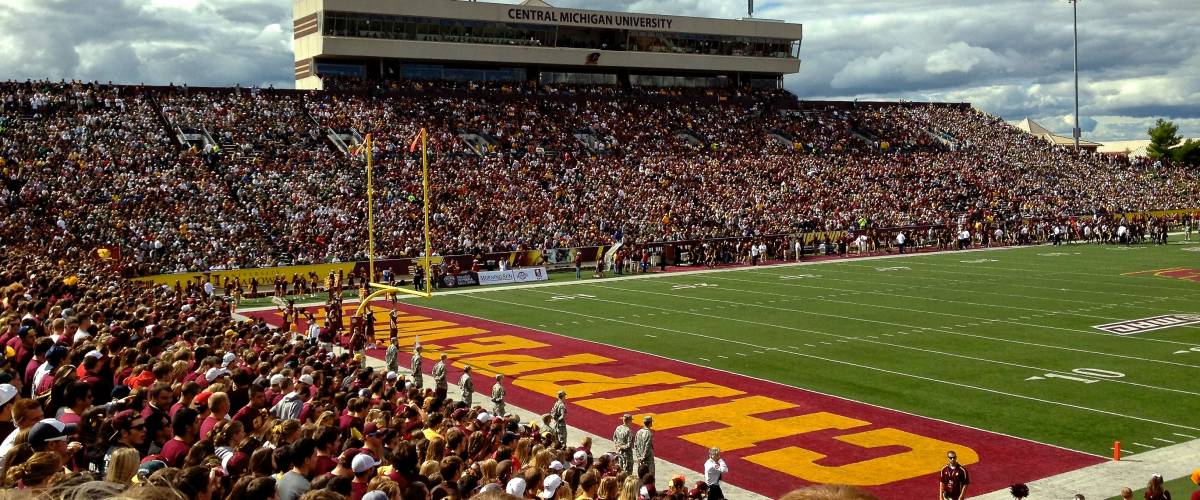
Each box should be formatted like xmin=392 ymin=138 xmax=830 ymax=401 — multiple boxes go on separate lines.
xmin=1069 ymin=0 xmax=1080 ymax=152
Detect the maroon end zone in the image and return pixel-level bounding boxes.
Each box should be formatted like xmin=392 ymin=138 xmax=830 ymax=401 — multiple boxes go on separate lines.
xmin=245 ymin=301 xmax=1101 ymax=498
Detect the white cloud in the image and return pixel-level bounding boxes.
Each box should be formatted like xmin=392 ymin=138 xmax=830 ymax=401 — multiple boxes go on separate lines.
xmin=0 ymin=0 xmax=1196 ymax=139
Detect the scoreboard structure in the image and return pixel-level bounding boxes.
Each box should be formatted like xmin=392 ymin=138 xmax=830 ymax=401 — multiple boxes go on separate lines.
xmin=293 ymin=0 xmax=802 ymax=89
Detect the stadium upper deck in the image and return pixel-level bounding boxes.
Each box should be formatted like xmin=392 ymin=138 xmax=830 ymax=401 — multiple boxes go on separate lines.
xmin=293 ymin=0 xmax=802 ymax=89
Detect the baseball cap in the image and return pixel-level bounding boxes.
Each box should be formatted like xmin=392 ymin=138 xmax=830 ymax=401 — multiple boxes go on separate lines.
xmin=269 ymin=374 xmax=285 ymax=386
xmin=138 ymin=460 xmax=168 ymax=477
xmin=572 ymin=450 xmax=587 ymax=465
xmin=84 ymin=350 xmax=103 ymax=360
xmin=476 ymin=411 xmax=491 ymax=423
xmin=205 ymin=367 xmax=231 ymax=382
xmin=539 ymin=474 xmax=563 ymax=499
xmin=505 ymin=477 xmax=527 ymax=496
xmin=351 ymin=453 xmax=381 ymax=474
xmin=0 ymin=384 xmax=17 ymax=407
xmin=221 ymin=352 xmax=236 ymax=367
xmin=45 ymin=345 xmax=69 ymax=362
xmin=361 ymin=492 xmax=388 ymax=500
xmin=29 ymin=418 xmax=78 ymax=447
xmin=110 ymin=410 xmax=146 ymax=439
xmin=548 ymin=460 xmax=564 ymax=472
xmin=298 ymin=374 xmax=314 ymax=386
xmin=386 ymin=371 xmax=397 ymax=381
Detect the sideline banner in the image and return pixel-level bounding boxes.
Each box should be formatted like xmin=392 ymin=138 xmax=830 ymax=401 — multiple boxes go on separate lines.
xmin=512 ymin=266 xmax=549 ymax=283
xmin=477 ymin=270 xmax=516 ymax=286
xmin=440 ymin=272 xmax=480 ymax=288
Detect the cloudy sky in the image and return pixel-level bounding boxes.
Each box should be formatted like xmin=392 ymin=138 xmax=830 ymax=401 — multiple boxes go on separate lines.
xmin=2 ymin=0 xmax=1197 ymax=141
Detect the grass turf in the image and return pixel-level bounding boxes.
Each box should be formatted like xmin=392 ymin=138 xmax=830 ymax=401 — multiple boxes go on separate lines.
xmin=407 ymin=241 xmax=1200 ymax=458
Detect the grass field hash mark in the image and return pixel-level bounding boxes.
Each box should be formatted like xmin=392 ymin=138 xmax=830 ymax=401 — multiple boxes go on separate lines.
xmin=1131 ymin=442 xmax=1156 ymax=449
xmin=1153 ymin=438 xmax=1176 ymax=444
xmin=696 ymin=275 xmax=1200 ymax=351
xmin=584 ymin=284 xmax=1200 ymax=396
xmin=1173 ymin=433 xmax=1197 ymax=439
xmin=786 ymin=263 xmax=1200 ymax=319
xmin=469 ymin=292 xmax=1200 ymax=434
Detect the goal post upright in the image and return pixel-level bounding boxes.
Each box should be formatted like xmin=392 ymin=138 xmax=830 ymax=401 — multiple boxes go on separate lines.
xmin=356 ymin=129 xmax=434 ymax=321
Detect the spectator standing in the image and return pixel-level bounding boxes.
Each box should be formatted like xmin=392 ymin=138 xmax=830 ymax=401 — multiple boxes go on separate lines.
xmin=705 ymin=447 xmax=728 ymax=500
xmin=939 ymin=450 xmax=969 ymax=500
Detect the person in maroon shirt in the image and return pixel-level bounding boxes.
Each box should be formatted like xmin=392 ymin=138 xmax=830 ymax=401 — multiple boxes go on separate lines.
xmin=160 ymin=408 xmax=199 ymax=468
xmin=56 ymin=382 xmax=92 ymax=426
xmin=311 ymin=427 xmax=340 ymax=477
xmin=20 ymin=334 xmax=48 ymax=394
xmin=939 ymin=450 xmax=969 ymax=500
xmin=233 ymin=384 xmax=269 ymax=435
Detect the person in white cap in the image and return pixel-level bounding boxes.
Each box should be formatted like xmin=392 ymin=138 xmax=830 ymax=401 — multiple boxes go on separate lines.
xmin=634 ymin=416 xmax=655 ymax=476
xmin=505 ymin=477 xmax=527 ymax=497
xmin=0 ymin=384 xmax=18 ymax=440
xmin=351 ymin=452 xmax=381 ymax=497
xmin=272 ymin=374 xmax=312 ymax=420
xmin=459 ymin=365 xmax=474 ymax=408
xmin=490 ymin=374 xmax=506 ymax=417
xmin=551 ymin=390 xmax=567 ymax=448
xmin=539 ymin=474 xmax=563 ymax=499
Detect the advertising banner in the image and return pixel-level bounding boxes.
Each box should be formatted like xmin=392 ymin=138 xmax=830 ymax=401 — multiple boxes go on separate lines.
xmin=512 ymin=266 xmax=549 ymax=283
xmin=477 ymin=270 xmax=516 ymax=286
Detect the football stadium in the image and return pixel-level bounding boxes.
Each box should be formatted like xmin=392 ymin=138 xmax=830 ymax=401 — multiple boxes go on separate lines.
xmin=0 ymin=0 xmax=1198 ymax=499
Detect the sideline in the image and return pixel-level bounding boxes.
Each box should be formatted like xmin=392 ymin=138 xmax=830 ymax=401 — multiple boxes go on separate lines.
xmin=230 ymin=309 xmax=769 ymax=500
xmin=970 ymin=439 xmax=1200 ymax=499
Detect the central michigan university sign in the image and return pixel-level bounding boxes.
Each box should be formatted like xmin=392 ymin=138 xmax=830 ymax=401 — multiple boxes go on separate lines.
xmin=507 ymin=8 xmax=674 ymax=30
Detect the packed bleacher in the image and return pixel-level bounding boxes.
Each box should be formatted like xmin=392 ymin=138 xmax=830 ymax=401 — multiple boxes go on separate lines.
xmin=1 ymin=77 xmax=1199 ymax=500
xmin=2 ymin=78 xmax=1198 ymax=280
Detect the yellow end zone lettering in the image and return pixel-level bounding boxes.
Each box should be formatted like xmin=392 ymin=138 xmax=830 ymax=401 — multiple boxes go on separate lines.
xmin=575 ymin=382 xmax=745 ymax=415
xmin=514 ymin=371 xmax=692 ymax=399
xmin=652 ymin=396 xmax=869 ymax=451
xmin=744 ymin=428 xmax=980 ymax=486
xmin=460 ymin=354 xmax=616 ymax=377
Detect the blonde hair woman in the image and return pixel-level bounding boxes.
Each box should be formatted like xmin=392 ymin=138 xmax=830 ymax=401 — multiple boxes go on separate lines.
xmin=597 ymin=476 xmax=620 ymax=499
xmin=618 ymin=476 xmax=640 ymax=500
xmin=5 ymin=451 xmax=62 ymax=491
xmin=105 ymin=447 xmax=140 ymax=485
xmin=531 ymin=449 xmax=553 ymax=473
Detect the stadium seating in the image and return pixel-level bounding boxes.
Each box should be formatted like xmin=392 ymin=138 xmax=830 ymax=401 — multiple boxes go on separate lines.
xmin=2 ymin=79 xmax=1197 ymax=276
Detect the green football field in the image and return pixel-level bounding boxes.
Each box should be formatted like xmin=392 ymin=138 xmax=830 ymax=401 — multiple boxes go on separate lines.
xmin=415 ymin=242 xmax=1200 ymax=458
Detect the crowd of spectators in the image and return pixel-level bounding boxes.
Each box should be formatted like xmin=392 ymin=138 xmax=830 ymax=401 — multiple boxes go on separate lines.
xmin=3 ymin=78 xmax=1198 ymax=278
xmin=0 ymin=248 xmax=725 ymax=499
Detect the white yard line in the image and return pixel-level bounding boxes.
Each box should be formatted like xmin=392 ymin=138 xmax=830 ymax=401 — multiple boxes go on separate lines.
xmin=706 ymin=273 xmax=1200 ymax=348
xmin=466 ymin=292 xmax=1198 ymax=434
xmin=560 ymin=285 xmax=1200 ymax=398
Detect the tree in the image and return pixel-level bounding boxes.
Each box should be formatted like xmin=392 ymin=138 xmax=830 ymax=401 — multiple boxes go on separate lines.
xmin=1146 ymin=119 xmax=1182 ymax=159
xmin=1175 ymin=138 xmax=1200 ymax=166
